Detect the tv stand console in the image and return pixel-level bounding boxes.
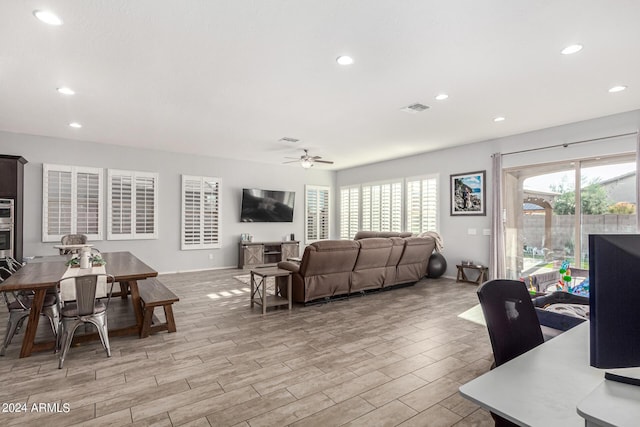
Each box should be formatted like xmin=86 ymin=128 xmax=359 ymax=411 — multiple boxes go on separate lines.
xmin=238 ymin=241 xmax=299 ymax=269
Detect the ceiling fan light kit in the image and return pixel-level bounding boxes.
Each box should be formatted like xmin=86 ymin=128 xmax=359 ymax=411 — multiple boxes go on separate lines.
xmin=283 ymin=149 xmax=334 ymax=169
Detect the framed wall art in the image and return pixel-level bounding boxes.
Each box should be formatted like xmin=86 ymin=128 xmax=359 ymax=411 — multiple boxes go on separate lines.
xmin=450 ymin=170 xmax=486 ymax=216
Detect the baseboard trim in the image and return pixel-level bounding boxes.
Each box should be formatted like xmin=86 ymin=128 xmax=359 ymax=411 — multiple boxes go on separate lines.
xmin=158 ymin=265 xmax=238 ymax=275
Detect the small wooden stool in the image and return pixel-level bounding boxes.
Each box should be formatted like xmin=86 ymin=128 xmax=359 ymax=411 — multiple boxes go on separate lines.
xmin=138 ymin=278 xmax=180 ymax=338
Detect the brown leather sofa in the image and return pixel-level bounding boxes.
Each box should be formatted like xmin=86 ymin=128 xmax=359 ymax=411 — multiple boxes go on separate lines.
xmin=277 ymin=234 xmax=436 ymax=303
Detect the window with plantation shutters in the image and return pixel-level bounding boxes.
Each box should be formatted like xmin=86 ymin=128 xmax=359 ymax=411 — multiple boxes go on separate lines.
xmin=361 ymin=181 xmax=402 ymax=232
xmin=42 ymin=164 xmax=103 ymax=242
xmin=305 ymin=185 xmax=330 ymax=243
xmin=406 ymin=175 xmax=438 ymax=234
xmin=340 ymin=186 xmax=359 ymax=239
xmin=107 ymin=170 xmax=158 ymax=240
xmin=181 ymin=175 xmax=221 ymax=250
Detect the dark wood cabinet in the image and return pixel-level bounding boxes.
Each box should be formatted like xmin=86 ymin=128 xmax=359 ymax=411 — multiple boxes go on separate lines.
xmin=0 ymin=155 xmax=27 ymax=262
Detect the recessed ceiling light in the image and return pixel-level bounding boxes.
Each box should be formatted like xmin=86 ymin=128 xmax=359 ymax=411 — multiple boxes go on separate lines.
xmin=608 ymin=85 xmax=627 ymax=93
xmin=69 ymin=122 xmax=82 ymax=128
xmin=561 ymin=44 xmax=583 ymax=55
xmin=494 ymin=116 xmax=506 ymax=122
xmin=57 ymin=87 xmax=75 ymax=95
xmin=435 ymin=93 xmax=449 ymax=101
xmin=33 ymin=10 xmax=63 ymax=26
xmin=336 ymin=56 xmax=354 ymax=66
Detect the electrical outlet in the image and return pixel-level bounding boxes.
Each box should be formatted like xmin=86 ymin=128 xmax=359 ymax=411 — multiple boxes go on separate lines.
xmin=208 ymin=253 xmax=214 ymax=260
xmin=468 ymin=228 xmax=477 ymax=235
xmin=483 ymin=229 xmax=491 ymax=236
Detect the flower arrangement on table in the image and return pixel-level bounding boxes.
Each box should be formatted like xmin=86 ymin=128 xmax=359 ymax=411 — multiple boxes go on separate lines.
xmin=65 ymin=254 xmax=106 ymax=268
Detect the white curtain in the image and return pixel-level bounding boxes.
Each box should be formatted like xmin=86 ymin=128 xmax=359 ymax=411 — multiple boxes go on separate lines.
xmin=489 ymin=153 xmax=505 ymax=279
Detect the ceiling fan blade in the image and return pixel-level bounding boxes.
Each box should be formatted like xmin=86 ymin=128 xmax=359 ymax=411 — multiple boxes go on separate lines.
xmin=314 ymin=160 xmax=334 ymax=164
xmin=284 ymin=156 xmax=301 ymax=160
xmin=282 ymin=160 xmax=300 ymax=164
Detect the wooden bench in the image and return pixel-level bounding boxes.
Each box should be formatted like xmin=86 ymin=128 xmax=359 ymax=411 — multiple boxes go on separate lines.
xmin=138 ymin=278 xmax=179 ymax=338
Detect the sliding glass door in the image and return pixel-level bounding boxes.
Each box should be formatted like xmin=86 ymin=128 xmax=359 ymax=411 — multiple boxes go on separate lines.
xmin=579 ymin=157 xmax=637 ymax=265
xmin=503 ymin=154 xmax=636 ymax=279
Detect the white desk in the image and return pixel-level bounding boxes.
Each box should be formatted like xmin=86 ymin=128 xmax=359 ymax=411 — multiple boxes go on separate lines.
xmin=459 ymin=322 xmax=640 ymax=426
xmin=577 ymin=380 xmax=640 ymax=427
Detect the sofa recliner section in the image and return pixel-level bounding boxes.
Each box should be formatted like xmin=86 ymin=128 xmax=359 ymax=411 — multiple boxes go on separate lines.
xmin=383 ymin=237 xmax=405 ymax=287
xmin=278 ymin=240 xmax=360 ymax=303
xmin=351 ymin=238 xmax=393 ymax=292
xmin=396 ymin=237 xmax=435 ymax=285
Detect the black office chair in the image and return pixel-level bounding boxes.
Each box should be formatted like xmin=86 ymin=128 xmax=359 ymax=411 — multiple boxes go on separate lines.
xmin=477 ymin=279 xmax=545 ymax=427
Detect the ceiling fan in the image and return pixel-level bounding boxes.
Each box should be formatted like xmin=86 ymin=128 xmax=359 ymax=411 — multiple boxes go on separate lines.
xmin=283 ymin=149 xmax=334 ymax=169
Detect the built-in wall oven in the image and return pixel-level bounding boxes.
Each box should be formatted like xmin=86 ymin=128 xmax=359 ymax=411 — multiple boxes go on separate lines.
xmin=0 ymin=199 xmax=14 ymax=258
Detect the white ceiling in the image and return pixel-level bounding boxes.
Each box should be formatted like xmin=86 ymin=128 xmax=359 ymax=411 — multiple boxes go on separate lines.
xmin=1 ymin=1 xmax=639 ymax=170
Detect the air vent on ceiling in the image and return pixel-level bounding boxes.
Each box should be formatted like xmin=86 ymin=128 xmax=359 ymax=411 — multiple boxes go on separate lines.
xmin=279 ymin=137 xmax=300 ymax=143
xmin=401 ymin=103 xmax=430 ymax=114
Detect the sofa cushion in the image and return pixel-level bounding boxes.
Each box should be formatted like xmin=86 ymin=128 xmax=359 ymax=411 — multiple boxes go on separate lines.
xmin=301 ymin=240 xmax=360 ymax=276
xmin=354 ymin=231 xmax=413 ymax=240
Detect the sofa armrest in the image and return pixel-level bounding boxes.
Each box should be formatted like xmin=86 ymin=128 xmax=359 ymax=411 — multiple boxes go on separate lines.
xmin=277 ymin=261 xmax=300 ymax=273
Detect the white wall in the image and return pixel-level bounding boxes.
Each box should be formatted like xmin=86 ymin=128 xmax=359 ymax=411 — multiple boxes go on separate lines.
xmin=336 ymin=110 xmax=640 ymax=278
xmin=2 ymin=110 xmax=639 ymax=277
xmin=0 ymin=131 xmax=334 ymax=273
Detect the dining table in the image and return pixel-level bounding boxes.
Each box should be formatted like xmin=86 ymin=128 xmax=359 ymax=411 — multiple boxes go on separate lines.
xmin=0 ymin=251 xmax=158 ymax=358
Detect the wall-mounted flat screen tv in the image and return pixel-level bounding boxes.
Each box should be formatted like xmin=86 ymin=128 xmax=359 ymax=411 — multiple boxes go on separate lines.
xmin=240 ymin=188 xmax=295 ymax=222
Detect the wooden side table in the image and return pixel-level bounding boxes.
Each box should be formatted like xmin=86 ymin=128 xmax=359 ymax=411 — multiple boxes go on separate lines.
xmin=250 ymin=267 xmax=292 ymax=315
xmin=456 ymin=264 xmax=488 ymax=285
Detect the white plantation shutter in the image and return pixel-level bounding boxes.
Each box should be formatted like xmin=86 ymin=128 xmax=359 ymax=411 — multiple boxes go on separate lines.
xmin=391 ymin=182 xmax=402 ymax=231
xmin=361 ymin=181 xmax=402 ymax=232
xmin=305 ymin=185 xmax=330 ymax=243
xmin=108 ymin=170 xmax=158 ymax=240
xmin=44 ymin=167 xmax=73 ymax=238
xmin=136 ymin=175 xmax=157 ymax=236
xmin=181 ymin=175 xmax=221 ymax=250
xmin=202 ymin=179 xmax=219 ymax=246
xmin=42 ymin=164 xmax=103 ymax=242
xmin=76 ymin=171 xmax=101 ymax=236
xmin=362 ymin=186 xmax=371 ymax=231
xmin=340 ymin=186 xmax=359 ymax=239
xmin=110 ymin=174 xmax=132 ymax=236
xmin=406 ymin=175 xmax=438 ymax=234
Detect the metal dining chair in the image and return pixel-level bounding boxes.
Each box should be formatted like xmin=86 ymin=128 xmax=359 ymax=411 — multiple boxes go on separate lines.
xmin=1 ymin=269 xmax=60 ymax=356
xmin=58 ymin=234 xmax=88 ymax=255
xmin=57 ymin=273 xmax=115 ymax=368
xmin=1 ymin=256 xmax=23 ymax=274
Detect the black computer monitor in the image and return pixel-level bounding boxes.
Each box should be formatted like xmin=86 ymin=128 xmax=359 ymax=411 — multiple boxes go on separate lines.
xmin=589 ymin=234 xmax=640 ymax=375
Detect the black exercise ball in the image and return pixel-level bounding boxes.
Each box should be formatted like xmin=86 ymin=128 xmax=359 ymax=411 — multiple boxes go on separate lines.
xmin=427 ymin=252 xmax=447 ymax=278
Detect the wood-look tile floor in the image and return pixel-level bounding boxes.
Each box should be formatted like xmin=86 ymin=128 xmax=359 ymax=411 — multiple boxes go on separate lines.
xmin=0 ymin=269 xmax=494 ymax=427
